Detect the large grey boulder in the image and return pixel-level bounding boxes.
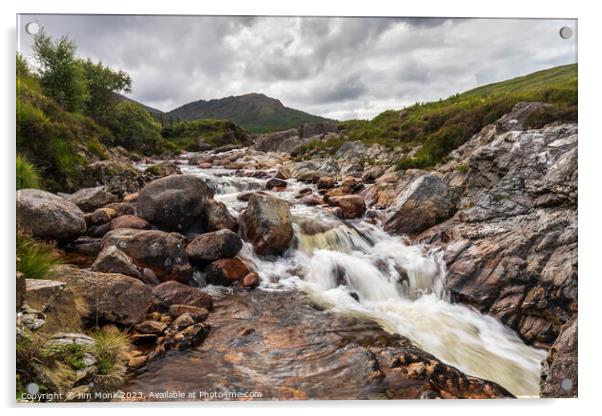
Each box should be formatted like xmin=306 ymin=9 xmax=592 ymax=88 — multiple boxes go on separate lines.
xmin=137 ymin=175 xmax=214 ymax=232
xmin=60 ymin=186 xmax=116 ymax=212
xmin=17 ymin=189 xmax=86 ymax=242
xmin=186 ymin=229 xmax=243 ymax=264
xmin=91 ymin=245 xmax=142 ymax=279
xmin=49 ymin=265 xmax=151 ymax=325
xmin=383 ymin=173 xmax=457 ymax=235
xmin=101 ymin=228 xmax=192 ymax=283
xmin=239 ymin=193 xmax=294 ymax=255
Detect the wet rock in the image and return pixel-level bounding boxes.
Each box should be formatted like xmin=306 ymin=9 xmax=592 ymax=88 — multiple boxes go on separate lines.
xmin=85 ymin=222 xmax=111 ymax=238
xmin=323 ymin=187 xmax=353 ymax=200
xmin=361 ymin=166 xmax=385 ymax=182
xmin=137 ymin=175 xmax=214 ymax=232
xmin=50 ymin=265 xmax=152 ymax=325
xmin=202 ymin=199 xmax=238 ymax=232
xmin=61 ymin=186 xmax=117 ymax=212
xmin=85 ymin=207 xmax=118 ymax=226
xmin=239 ymin=193 xmax=294 ymax=255
xmin=101 ymin=228 xmax=192 ymax=283
xmin=540 ymin=315 xmax=577 ymax=398
xmin=103 ymin=202 xmax=136 ymax=216
xmin=168 ymin=304 xmax=209 ymax=321
xmin=144 ymin=161 xmax=181 ymax=177
xmin=328 ymin=195 xmax=366 ymax=219
xmin=383 ymin=173 xmax=457 ymax=235
xmin=166 ymin=323 xmax=211 ymax=351
xmin=317 ymin=176 xmax=336 ymax=189
xmin=82 ymin=161 xmax=145 ymax=198
xmin=297 ymin=170 xmax=321 ymax=184
xmin=64 ymin=236 xmax=102 ymax=257
xmin=135 ymin=320 xmax=167 ymax=335
xmin=265 ymin=177 xmax=287 ymax=190
xmin=186 ymin=229 xmax=243 ymax=264
xmin=242 ymin=272 xmax=260 ymax=288
xmin=237 ymin=191 xmax=267 ymax=202
xmin=17 ymin=189 xmax=87 ymax=242
xmin=205 ymin=258 xmax=251 ymax=285
xmin=91 ymin=246 xmax=141 ymax=279
xmin=110 ymin=215 xmax=150 ymax=231
xmin=300 ymin=194 xmax=325 ymax=206
xmin=152 ymin=281 xmax=213 ymax=311
xmin=172 ymin=313 xmax=195 ymax=330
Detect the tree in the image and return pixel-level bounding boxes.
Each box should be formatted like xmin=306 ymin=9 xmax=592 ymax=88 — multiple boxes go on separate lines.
xmin=16 ymin=53 xmax=30 ymax=77
xmin=32 ymin=30 xmax=88 ymax=112
xmin=81 ymin=59 xmax=132 ymax=122
xmin=107 ymin=101 xmax=163 ymax=153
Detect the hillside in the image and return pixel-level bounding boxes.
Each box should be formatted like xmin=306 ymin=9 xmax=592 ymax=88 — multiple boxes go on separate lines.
xmin=327 ymin=64 xmax=577 ymax=169
xmin=167 ymin=93 xmax=333 ymax=133
xmin=116 ymin=93 xmax=164 ymax=119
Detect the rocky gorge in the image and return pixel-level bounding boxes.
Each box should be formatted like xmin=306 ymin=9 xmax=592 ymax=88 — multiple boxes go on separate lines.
xmin=16 ymin=102 xmax=577 ymax=401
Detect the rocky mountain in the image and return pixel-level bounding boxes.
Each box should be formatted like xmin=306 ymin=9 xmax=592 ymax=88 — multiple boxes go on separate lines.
xmin=167 ymin=93 xmax=333 ymax=133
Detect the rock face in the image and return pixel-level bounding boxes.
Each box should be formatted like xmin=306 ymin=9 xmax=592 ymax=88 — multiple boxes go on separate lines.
xmin=82 ymin=161 xmax=145 ymax=198
xmin=418 ymin=122 xmax=578 ymax=348
xmin=239 ymin=193 xmax=294 ymax=255
xmin=186 ymin=229 xmax=243 ymax=264
xmin=540 ymin=315 xmax=577 ymax=398
xmin=17 ymin=189 xmax=86 ymax=242
xmin=137 ymin=175 xmax=214 ymax=232
xmin=383 ymin=173 xmax=457 ymax=235
xmin=50 ymin=265 xmax=151 ymax=325
xmin=101 ymin=229 xmax=192 ymax=283
xmin=152 ymin=281 xmax=213 ymax=311
xmin=120 ymin=290 xmax=511 ymax=400
xmin=61 ymin=186 xmax=117 ymax=212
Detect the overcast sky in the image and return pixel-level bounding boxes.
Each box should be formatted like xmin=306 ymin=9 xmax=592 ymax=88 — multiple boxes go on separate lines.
xmin=18 ymin=15 xmax=577 ymax=120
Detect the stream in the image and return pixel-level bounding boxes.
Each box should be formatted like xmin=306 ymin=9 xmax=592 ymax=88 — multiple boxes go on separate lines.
xmin=127 ymin=155 xmax=547 ymax=398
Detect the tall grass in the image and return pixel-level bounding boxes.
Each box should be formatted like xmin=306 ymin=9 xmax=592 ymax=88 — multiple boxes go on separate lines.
xmin=16 ymin=234 xmax=62 ymax=280
xmin=16 ymin=154 xmax=41 ymax=190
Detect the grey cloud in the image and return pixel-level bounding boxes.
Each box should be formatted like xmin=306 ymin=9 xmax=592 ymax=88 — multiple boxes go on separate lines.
xmin=18 ymin=15 xmax=576 ymax=119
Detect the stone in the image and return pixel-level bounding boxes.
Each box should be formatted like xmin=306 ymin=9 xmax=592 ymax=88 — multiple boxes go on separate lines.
xmin=540 ymin=315 xmax=577 ymax=398
xmin=327 ymin=195 xmax=366 ymax=219
xmin=137 ymin=175 xmax=214 ymax=232
xmin=85 ymin=207 xmax=118 ymax=226
xmin=91 ymin=246 xmax=141 ymax=279
xmin=300 ymin=194 xmax=325 ymax=206
xmin=135 ymin=320 xmax=167 ymax=335
xmin=144 ymin=161 xmax=181 ymax=177
xmin=186 ymin=229 xmax=243 ymax=264
xmin=101 ymin=228 xmax=192 ymax=283
xmin=103 ymin=202 xmax=136 ymax=216
xmin=17 ymin=189 xmax=86 ymax=242
xmin=202 ymin=199 xmax=238 ymax=232
xmin=383 ymin=173 xmax=457 ymax=235
xmin=239 ymin=193 xmax=294 ymax=255
xmin=110 ymin=215 xmax=151 ymax=231
xmin=265 ymin=177 xmax=287 ymax=190
xmin=242 ymin=272 xmax=260 ymax=288
xmin=168 ymin=304 xmax=209 ymax=321
xmin=81 ymin=161 xmax=145 ymax=198
xmin=61 ymin=186 xmax=117 ymax=212
xmin=206 ymin=259 xmax=251 ymax=286
xmin=49 ymin=265 xmax=152 ymax=325
xmin=172 ymin=313 xmax=195 ymax=330
xmin=152 ymin=281 xmax=213 ymax=311
xmin=317 ymin=176 xmax=336 ymax=190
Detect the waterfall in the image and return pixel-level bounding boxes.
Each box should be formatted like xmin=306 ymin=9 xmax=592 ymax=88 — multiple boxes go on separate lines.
xmin=178 ymin=161 xmax=547 ymax=398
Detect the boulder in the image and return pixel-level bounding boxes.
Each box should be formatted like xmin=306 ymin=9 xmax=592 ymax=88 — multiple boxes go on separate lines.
xmin=239 ymin=193 xmax=294 ymax=255
xmin=152 ymin=281 xmax=213 ymax=311
xmin=383 ymin=173 xmax=457 ymax=235
xmin=300 ymin=122 xmax=338 ymax=138
xmin=265 ymin=177 xmax=287 ymax=190
xmin=110 ymin=215 xmax=151 ymax=231
xmin=144 ymin=161 xmax=181 ymax=177
xmin=317 ymin=176 xmax=336 ymax=190
xmin=103 ymin=202 xmax=136 ymax=216
xmin=61 ymin=186 xmax=117 ymax=212
xmin=206 ymin=258 xmax=251 ymax=285
xmin=81 ymin=161 xmax=145 ymax=198
xmin=101 ymin=229 xmax=192 ymax=282
xmin=84 ymin=207 xmax=118 ymax=226
xmin=137 ymin=175 xmax=214 ymax=232
xmin=49 ymin=265 xmax=152 ymax=325
xmin=242 ymin=272 xmax=260 ymax=288
xmin=186 ymin=229 xmax=243 ymax=264
xmin=540 ymin=315 xmax=577 ymax=398
xmin=202 ymin=199 xmax=238 ymax=232
xmin=328 ymin=195 xmax=366 ymax=219
xmin=17 ymin=189 xmax=86 ymax=242
xmin=90 ymin=246 xmax=141 ymax=279
xmin=168 ymin=304 xmax=209 ymax=321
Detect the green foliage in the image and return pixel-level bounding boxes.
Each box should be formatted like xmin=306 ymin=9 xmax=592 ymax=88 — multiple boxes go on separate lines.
xmin=16 ymin=53 xmax=30 ymax=77
xmin=162 ymin=119 xmax=250 ymax=151
xmin=91 ymin=326 xmax=128 ymax=391
xmin=41 ymin=343 xmax=88 ymax=370
xmin=81 ymin=59 xmax=132 ymax=122
xmin=16 ymin=234 xmax=62 ymax=280
xmin=297 ymin=136 xmax=345 ymax=156
xmin=106 ymin=101 xmax=163 ymax=154
xmin=33 ymin=30 xmax=89 ymax=112
xmin=16 ymin=154 xmax=41 ymax=189
xmin=337 ymin=64 xmax=577 ymax=170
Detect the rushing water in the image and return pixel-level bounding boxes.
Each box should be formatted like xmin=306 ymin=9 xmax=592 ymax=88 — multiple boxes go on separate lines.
xmin=144 ymin=156 xmax=547 ymax=398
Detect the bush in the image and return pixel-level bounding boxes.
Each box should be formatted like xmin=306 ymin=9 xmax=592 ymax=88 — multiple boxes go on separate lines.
xmin=16 ymin=154 xmax=41 ymax=189
xmin=16 ymin=234 xmax=61 ymax=280
xmin=107 ymin=101 xmax=163 ymax=154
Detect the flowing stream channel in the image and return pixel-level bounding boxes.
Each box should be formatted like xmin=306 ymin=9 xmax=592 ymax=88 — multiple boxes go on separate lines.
xmin=137 ymin=156 xmax=547 ymax=398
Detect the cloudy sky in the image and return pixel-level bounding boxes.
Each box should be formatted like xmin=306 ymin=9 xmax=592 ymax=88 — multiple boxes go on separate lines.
xmin=18 ymin=15 xmax=577 ymax=120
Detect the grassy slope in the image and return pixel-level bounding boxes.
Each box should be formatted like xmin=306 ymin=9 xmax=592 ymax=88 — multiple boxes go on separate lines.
xmin=161 ymin=118 xmax=251 ymax=151
xmin=321 ymin=64 xmax=577 ymax=168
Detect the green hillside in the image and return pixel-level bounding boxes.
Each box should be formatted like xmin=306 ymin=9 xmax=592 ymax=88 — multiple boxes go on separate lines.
xmin=167 ymin=93 xmax=333 ymax=134
xmin=327 ymin=64 xmax=577 ymax=169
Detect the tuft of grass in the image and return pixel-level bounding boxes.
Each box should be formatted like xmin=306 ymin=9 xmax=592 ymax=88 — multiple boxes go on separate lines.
xmin=16 ymin=154 xmax=41 ymax=190
xmin=92 ymin=325 xmax=128 ymax=390
xmin=16 ymin=234 xmax=62 ymax=280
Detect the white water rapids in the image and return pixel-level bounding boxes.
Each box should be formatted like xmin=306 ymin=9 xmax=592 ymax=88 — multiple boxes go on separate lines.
xmin=157 ymin=157 xmax=547 ymax=398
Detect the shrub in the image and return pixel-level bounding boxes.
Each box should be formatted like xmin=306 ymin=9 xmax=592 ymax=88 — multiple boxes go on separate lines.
xmin=106 ymin=101 xmax=163 ymax=154
xmin=16 ymin=234 xmax=61 ymax=280
xmin=16 ymin=154 xmax=41 ymax=189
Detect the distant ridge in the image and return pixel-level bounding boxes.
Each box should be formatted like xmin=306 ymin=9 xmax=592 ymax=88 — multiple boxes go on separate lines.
xmin=167 ymin=93 xmax=333 ymax=133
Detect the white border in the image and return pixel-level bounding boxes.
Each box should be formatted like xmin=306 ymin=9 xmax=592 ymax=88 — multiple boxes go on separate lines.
xmin=2 ymin=1 xmax=600 ymax=415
